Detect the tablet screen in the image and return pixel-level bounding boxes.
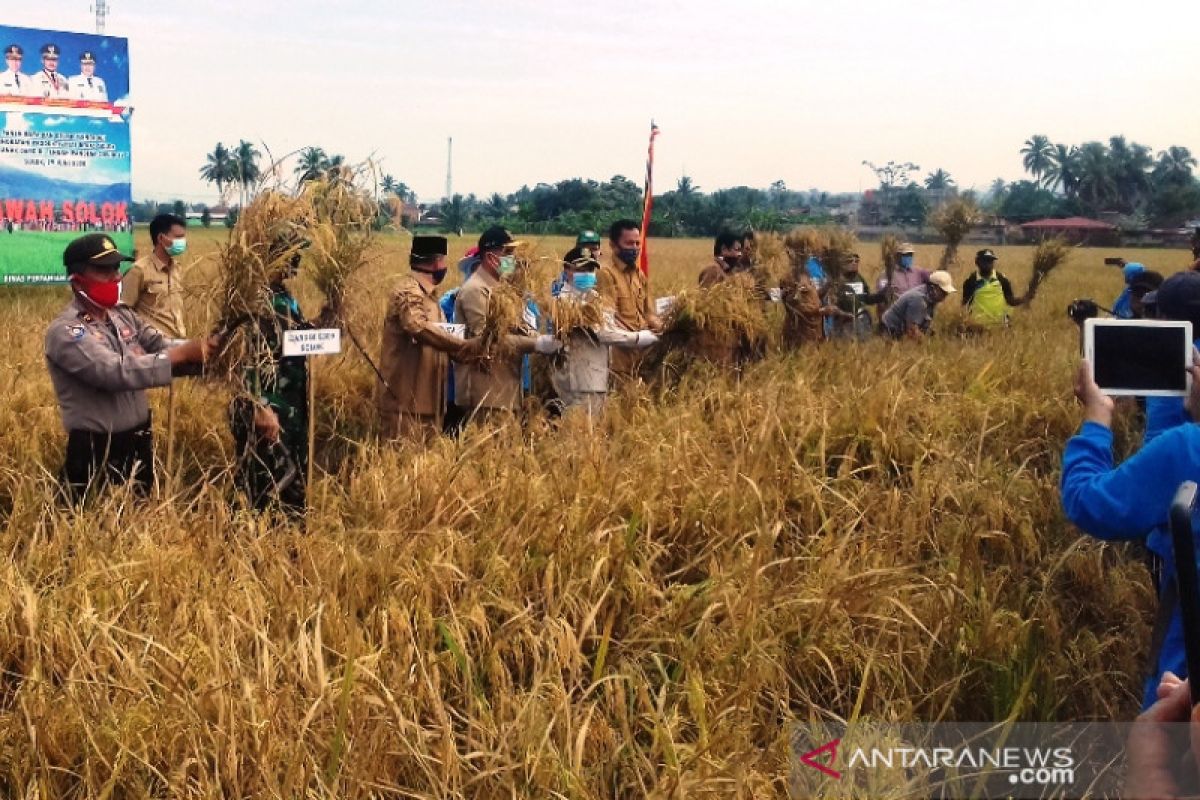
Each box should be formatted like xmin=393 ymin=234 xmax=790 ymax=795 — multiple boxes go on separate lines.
xmin=1093 ymin=324 xmax=1188 ymax=393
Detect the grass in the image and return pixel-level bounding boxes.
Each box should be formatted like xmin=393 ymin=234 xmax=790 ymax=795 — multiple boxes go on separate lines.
xmin=0 ymin=225 xmax=1194 ymax=797
xmin=0 ymin=230 xmax=134 ymax=283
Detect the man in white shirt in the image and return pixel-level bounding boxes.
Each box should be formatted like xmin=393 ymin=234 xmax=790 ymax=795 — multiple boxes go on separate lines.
xmin=0 ymin=44 xmax=35 ymax=98
xmin=69 ymin=51 xmax=108 ymax=101
xmin=34 ymin=43 xmax=70 ymax=100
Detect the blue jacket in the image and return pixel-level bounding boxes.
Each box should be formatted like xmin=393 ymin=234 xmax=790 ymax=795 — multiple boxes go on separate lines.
xmin=440 ymin=289 xmax=459 ymax=404
xmin=1061 ymin=420 xmax=1200 ymax=707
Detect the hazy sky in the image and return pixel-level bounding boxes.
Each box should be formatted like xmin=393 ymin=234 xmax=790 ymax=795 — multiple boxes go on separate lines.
xmin=6 ymin=1 xmax=1197 ymax=203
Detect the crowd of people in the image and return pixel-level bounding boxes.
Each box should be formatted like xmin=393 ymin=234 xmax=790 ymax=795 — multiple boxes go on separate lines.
xmin=44 ymin=214 xmax=1082 ymax=512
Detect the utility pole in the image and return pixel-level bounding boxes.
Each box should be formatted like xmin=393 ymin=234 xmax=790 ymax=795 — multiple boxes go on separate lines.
xmin=445 ymin=136 xmax=453 ymax=201
xmin=92 ymin=0 xmax=109 ymax=34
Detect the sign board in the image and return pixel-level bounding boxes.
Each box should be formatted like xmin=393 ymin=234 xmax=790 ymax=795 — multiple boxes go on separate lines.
xmin=283 ymin=328 xmax=341 ymax=357
xmin=0 ymin=24 xmax=133 ymax=284
xmin=437 ymin=323 xmax=466 ymax=339
xmin=655 ymin=296 xmax=676 ymax=316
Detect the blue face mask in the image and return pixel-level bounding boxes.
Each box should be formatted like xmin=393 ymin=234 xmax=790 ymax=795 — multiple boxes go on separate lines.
xmin=166 ymin=238 xmax=187 ymax=257
xmin=573 ymin=272 xmax=597 ymax=292
xmin=899 ymin=254 xmax=914 ymax=269
xmin=617 ymin=248 xmax=639 ymax=268
xmin=498 ymin=255 xmax=517 ymax=276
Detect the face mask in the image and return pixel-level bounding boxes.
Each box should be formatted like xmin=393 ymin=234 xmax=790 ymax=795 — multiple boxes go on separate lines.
xmin=166 ymin=238 xmax=187 ymax=257
xmin=723 ymin=255 xmax=740 ymax=270
xmin=617 ymin=248 xmax=639 ymax=268
xmin=426 ymin=267 xmax=448 ymax=285
xmin=573 ymin=272 xmax=597 ymax=292
xmin=73 ymin=273 xmax=121 ymax=308
xmin=899 ymin=254 xmax=914 ymax=269
xmin=498 ymin=255 xmax=517 ymax=276
xmin=979 ymin=263 xmax=994 ymax=277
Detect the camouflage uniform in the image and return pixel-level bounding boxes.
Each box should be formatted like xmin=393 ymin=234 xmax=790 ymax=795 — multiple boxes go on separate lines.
xmin=231 ymin=284 xmax=310 ymax=513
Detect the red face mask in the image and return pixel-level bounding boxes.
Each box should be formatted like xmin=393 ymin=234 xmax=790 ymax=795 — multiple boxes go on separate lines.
xmin=72 ymin=273 xmax=122 ymax=308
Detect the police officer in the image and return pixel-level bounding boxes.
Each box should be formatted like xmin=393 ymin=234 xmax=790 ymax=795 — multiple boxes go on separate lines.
xmin=378 ymin=235 xmax=480 ymax=441
xmin=35 ymin=44 xmax=70 ymax=99
xmin=44 ymin=234 xmax=209 ymax=499
xmin=69 ymin=50 xmax=108 ymax=101
xmin=1 ymin=44 xmax=34 ymax=98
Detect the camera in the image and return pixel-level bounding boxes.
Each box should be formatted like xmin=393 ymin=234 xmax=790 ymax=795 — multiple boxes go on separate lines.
xmin=1067 ymin=299 xmax=1101 ymax=325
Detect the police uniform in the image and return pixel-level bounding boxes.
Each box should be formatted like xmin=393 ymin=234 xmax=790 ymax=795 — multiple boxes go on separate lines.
xmin=1 ymin=44 xmax=35 ymax=98
xmin=232 ymin=282 xmax=312 ymax=513
xmin=68 ymin=51 xmax=108 ymax=101
xmin=44 ymin=235 xmax=172 ymax=497
xmin=34 ymin=44 xmax=70 ymax=99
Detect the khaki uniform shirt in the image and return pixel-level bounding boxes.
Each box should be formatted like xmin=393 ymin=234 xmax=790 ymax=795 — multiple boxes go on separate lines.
xmin=44 ymin=301 xmax=173 ymax=433
xmin=698 ymin=259 xmax=731 ymax=289
xmin=121 ymin=252 xmax=186 ymax=339
xmin=454 ymin=268 xmax=536 ymax=411
xmin=596 ymin=259 xmax=658 ymax=376
xmin=378 ymin=275 xmax=466 ymax=422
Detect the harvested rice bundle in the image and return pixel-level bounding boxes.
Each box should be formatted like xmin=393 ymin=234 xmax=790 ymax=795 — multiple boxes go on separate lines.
xmin=880 ymin=234 xmax=901 ymax=288
xmin=549 ymin=295 xmax=607 ymax=341
xmin=750 ymin=231 xmax=788 ymax=285
xmin=301 ymin=173 xmax=378 ymax=320
xmin=664 ymin=272 xmax=771 ymax=354
xmin=783 ymin=228 xmax=827 ymax=271
xmin=1023 ymin=238 xmax=1069 ymax=306
xmin=820 ymin=227 xmax=858 ymax=287
xmin=930 ymin=198 xmax=982 ymax=269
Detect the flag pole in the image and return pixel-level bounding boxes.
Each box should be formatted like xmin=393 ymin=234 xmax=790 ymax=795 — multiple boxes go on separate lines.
xmin=638 ymin=120 xmax=660 ymax=277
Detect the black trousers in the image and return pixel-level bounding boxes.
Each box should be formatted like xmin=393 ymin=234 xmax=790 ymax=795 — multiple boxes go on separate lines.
xmin=61 ymin=419 xmax=155 ymax=500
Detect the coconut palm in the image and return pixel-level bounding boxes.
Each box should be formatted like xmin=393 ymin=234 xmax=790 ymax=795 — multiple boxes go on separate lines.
xmin=1154 ymin=146 xmax=1198 ymax=186
xmin=294 ymin=147 xmax=328 ymax=182
xmin=380 ymin=174 xmax=398 ymax=196
xmin=232 ymin=140 xmax=261 ymax=208
xmin=1107 ymin=136 xmax=1153 ymax=211
xmin=484 ymin=193 xmax=507 ymax=220
xmin=924 ymin=169 xmax=955 ymax=191
xmin=1021 ymin=135 xmax=1054 ymax=185
xmin=199 ymin=143 xmax=236 ymax=206
xmin=1076 ymin=141 xmax=1117 ymax=212
xmin=676 ymin=175 xmax=699 ymax=196
xmin=1045 ymin=144 xmax=1081 ymax=198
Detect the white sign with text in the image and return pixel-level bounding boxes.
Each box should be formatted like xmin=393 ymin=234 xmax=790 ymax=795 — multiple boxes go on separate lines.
xmin=283 ymin=329 xmax=342 ymax=357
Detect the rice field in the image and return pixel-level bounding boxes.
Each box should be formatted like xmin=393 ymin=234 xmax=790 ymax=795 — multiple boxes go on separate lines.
xmin=0 ymin=225 xmax=1193 ymax=797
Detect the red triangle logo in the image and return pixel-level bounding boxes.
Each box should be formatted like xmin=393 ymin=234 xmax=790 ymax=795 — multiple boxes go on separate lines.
xmin=799 ymin=738 xmax=842 ymax=780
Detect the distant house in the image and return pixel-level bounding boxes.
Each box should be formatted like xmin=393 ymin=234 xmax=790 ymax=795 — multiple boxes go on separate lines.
xmin=185 ymin=205 xmax=230 ymax=226
xmin=1019 ymin=216 xmax=1117 ymax=245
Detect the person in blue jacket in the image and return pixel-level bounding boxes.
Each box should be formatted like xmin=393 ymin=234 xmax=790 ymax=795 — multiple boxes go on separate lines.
xmin=1061 ymin=331 xmax=1200 ymax=709
xmin=1113 ymin=262 xmax=1147 ymax=319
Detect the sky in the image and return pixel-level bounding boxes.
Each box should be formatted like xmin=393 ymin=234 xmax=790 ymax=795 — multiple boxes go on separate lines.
xmin=5 ymin=0 xmax=1198 ymax=204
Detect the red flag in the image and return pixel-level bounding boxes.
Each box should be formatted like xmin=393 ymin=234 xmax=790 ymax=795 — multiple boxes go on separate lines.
xmin=638 ymin=121 xmax=659 ymax=276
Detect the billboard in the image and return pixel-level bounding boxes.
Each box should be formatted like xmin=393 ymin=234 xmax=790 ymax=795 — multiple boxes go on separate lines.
xmin=0 ymin=24 xmax=132 ymax=284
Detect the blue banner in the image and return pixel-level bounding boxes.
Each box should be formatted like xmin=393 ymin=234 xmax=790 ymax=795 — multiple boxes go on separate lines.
xmin=1 ymin=24 xmax=131 ymax=284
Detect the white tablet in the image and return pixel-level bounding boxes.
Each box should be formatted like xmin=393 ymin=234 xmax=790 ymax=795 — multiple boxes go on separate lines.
xmin=1084 ymin=318 xmax=1193 ymax=397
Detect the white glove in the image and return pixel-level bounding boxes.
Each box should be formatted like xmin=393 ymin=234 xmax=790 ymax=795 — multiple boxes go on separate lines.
xmin=634 ymin=330 xmax=660 ymax=347
xmin=534 ymin=335 xmax=562 ymax=354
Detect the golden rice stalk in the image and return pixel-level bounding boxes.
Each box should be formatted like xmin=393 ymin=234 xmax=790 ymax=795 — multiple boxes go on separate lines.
xmin=1023 ymin=238 xmax=1069 ymax=306
xmin=749 ymin=232 xmax=788 ymax=285
xmin=301 ymin=171 xmax=378 ymax=320
xmin=664 ymin=273 xmax=771 ymax=350
xmin=820 ymin=228 xmax=858 ymax=287
xmin=783 ymin=228 xmax=827 ymax=272
xmin=880 ymin=234 xmax=901 ymax=286
xmin=549 ymin=294 xmax=607 ymax=341
xmin=931 ymin=198 xmax=982 ymax=269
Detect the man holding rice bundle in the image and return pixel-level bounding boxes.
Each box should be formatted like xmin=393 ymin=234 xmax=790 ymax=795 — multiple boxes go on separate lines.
xmin=877 ymin=243 xmax=931 ymax=306
xmin=961 ymin=249 xmax=1025 ymax=327
xmin=378 ymin=235 xmax=481 ymax=441
xmin=454 ymin=226 xmax=560 ymax=425
xmin=45 ymin=234 xmax=211 ymax=499
xmin=596 ymin=219 xmax=663 ymax=378
xmin=549 ymin=247 xmax=658 ymax=415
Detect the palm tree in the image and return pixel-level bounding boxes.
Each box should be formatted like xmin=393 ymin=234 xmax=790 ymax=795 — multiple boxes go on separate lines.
xmin=1045 ymin=144 xmax=1081 ymax=198
xmin=395 ymin=182 xmax=414 ymax=204
xmin=1108 ymin=136 xmax=1153 ymax=212
xmin=676 ymin=175 xmax=698 ymax=196
xmin=232 ymin=140 xmax=261 ymax=208
xmin=199 ymin=143 xmax=235 ymax=206
xmin=294 ymin=147 xmax=328 ymax=182
xmin=1076 ymin=141 xmax=1116 ymax=212
xmin=924 ymin=169 xmax=955 ymax=191
xmin=1154 ymin=146 xmax=1198 ymax=186
xmin=1020 ymin=135 xmax=1054 ymax=185
xmin=441 ymin=194 xmax=467 ymax=234
xmin=380 ymin=174 xmax=398 ymax=196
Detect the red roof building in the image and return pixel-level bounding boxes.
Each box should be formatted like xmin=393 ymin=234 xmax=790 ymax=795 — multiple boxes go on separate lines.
xmin=1019 ymin=216 xmax=1117 ymax=244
